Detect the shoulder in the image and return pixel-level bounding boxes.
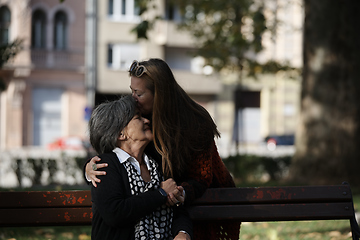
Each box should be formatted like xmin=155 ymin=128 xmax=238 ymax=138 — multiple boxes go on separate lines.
xmin=98 ymin=152 xmax=119 ymax=164
xmin=98 ymin=152 xmax=116 ymax=159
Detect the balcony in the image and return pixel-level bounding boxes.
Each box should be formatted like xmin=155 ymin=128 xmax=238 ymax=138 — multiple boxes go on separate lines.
xmin=153 ymin=20 xmax=195 ymax=47
xmin=30 ymin=49 xmax=84 ymax=71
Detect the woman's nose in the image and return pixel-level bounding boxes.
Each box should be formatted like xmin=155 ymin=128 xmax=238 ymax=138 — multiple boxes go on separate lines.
xmin=131 ymin=93 xmax=138 ymax=101
xmin=142 ymin=117 xmax=150 ymax=124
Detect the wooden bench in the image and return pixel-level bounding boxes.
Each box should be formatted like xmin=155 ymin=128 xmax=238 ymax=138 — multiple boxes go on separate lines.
xmin=0 ymin=182 xmax=359 ymax=239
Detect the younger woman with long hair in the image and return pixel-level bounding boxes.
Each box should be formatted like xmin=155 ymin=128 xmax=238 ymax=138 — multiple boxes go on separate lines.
xmin=85 ymin=58 xmax=240 ymax=240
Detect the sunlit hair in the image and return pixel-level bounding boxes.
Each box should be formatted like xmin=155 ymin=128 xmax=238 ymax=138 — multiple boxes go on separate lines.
xmin=89 ymin=95 xmax=136 ymax=154
xmin=137 ymin=58 xmax=220 ymax=179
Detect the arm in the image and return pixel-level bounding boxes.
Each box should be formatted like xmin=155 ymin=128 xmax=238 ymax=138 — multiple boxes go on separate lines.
xmin=92 ymin=153 xmax=174 ymax=227
xmin=174 ymin=232 xmax=191 ymax=240
xmin=83 ymin=156 xmax=107 ymax=187
xmin=167 ymin=144 xmax=214 ymax=206
xmin=180 ymin=145 xmax=214 ymax=204
xmin=180 ymin=141 xmax=235 ymax=204
xmin=172 ymin=206 xmax=193 ymax=240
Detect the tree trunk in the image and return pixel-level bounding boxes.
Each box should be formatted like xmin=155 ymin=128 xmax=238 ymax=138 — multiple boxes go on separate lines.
xmin=288 ymin=0 xmax=360 ymax=188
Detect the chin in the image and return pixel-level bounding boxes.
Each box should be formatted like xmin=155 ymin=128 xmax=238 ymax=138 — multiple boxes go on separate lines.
xmin=146 ymin=133 xmax=154 ymax=141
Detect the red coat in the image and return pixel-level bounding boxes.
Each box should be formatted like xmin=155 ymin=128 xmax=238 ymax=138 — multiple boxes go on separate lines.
xmin=180 ymin=141 xmax=241 ymax=240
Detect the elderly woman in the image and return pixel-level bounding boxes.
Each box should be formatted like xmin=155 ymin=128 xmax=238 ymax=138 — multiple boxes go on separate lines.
xmin=89 ymin=95 xmax=192 ymax=240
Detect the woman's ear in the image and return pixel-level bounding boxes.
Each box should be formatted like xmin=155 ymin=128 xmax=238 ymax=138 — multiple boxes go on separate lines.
xmin=118 ymin=132 xmax=126 ymax=141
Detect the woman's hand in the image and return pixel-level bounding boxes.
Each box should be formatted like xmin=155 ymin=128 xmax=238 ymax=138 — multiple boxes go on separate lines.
xmin=161 ymin=179 xmax=185 ymax=206
xmin=85 ymin=156 xmax=108 ymax=187
xmin=160 ymin=178 xmax=178 ymax=195
xmin=167 ymin=186 xmax=185 ymax=206
xmin=174 ymin=231 xmax=191 ymax=240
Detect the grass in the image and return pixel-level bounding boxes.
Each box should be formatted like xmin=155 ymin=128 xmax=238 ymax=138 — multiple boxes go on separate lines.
xmin=240 ymin=220 xmax=352 ymax=240
xmin=0 ymin=226 xmax=91 ymax=240
xmin=0 ymin=220 xmax=354 ymax=240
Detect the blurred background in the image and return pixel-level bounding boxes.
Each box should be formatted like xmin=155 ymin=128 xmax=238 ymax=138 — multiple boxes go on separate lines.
xmin=0 ymin=0 xmax=302 ymax=189
xmin=0 ymin=0 xmax=359 ymax=195
xmin=1 ymin=0 xmax=360 ymax=239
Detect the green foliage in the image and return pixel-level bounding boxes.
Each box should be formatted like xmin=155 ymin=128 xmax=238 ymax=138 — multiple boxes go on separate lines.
xmin=131 ymin=0 xmax=161 ymax=39
xmin=0 ymin=38 xmax=23 ymax=68
xmin=131 ymin=20 xmax=151 ymax=39
xmin=222 ymin=154 xmax=291 ymax=184
xmin=132 ymin=0 xmax=298 ymax=78
xmin=0 ymin=38 xmax=23 ymax=92
xmin=175 ymin=0 xmax=265 ymax=73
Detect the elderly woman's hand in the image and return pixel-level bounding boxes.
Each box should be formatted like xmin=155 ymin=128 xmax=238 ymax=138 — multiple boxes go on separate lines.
xmin=166 ymin=186 xmax=185 ymax=207
xmin=160 ymin=178 xmax=182 ymax=206
xmin=160 ymin=179 xmax=185 ymax=207
xmin=174 ymin=231 xmax=191 ymax=240
xmin=85 ymin=156 xmax=108 ymax=187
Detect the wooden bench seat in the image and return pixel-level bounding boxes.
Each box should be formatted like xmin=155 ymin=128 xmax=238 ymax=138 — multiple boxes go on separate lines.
xmin=0 ymin=182 xmax=359 ymax=239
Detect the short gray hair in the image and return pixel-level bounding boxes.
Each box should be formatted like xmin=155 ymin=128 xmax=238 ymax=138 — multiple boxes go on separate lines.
xmin=89 ymin=95 xmax=136 ymax=154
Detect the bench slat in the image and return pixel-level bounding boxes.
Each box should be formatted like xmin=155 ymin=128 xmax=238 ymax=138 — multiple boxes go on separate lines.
xmin=0 ymin=207 xmax=92 ymax=227
xmin=187 ymin=202 xmax=354 ymax=222
xmin=0 ymin=185 xmax=350 ymax=208
xmin=0 ymin=202 xmax=353 ymax=227
xmin=192 ymin=185 xmax=351 ymax=205
xmin=0 ymin=191 xmax=92 ymax=208
xmin=0 ymin=183 xmax=358 ymax=238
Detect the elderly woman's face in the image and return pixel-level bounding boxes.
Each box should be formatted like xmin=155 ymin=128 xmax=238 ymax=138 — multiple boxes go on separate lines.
xmin=123 ymin=114 xmax=153 ymax=144
xmin=130 ymin=76 xmax=154 ymax=116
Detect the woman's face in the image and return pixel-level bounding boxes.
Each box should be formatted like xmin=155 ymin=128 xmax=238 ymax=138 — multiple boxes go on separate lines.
xmin=122 ymin=114 xmax=153 ymax=144
xmin=130 ymin=76 xmax=154 ymax=116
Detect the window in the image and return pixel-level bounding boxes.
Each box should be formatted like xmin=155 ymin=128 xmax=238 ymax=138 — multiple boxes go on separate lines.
xmin=108 ymin=0 xmax=140 ymax=22
xmin=107 ymin=44 xmax=113 ymax=65
xmin=0 ymin=6 xmax=10 ymax=45
xmin=53 ymin=11 xmax=67 ymax=50
xmin=165 ymin=1 xmax=183 ymax=22
xmin=32 ymin=88 xmax=63 ymax=146
xmin=32 ymin=9 xmax=46 ymax=49
xmin=108 ymin=0 xmax=114 ymax=15
xmin=107 ymin=43 xmax=140 ymax=70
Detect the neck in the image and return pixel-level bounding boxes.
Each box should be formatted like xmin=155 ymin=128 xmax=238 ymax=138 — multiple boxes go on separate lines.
xmin=120 ymin=142 xmax=147 ymax=163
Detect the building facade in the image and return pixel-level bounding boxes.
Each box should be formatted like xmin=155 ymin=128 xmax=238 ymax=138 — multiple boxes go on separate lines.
xmin=93 ymin=0 xmax=222 ymax=105
xmin=0 ymin=0 xmax=86 ymax=150
xmin=0 ymin=0 xmax=302 ymax=158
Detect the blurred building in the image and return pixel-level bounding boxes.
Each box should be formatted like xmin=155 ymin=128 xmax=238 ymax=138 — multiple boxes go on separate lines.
xmin=0 ymin=0 xmax=86 ymax=150
xmin=91 ymin=0 xmax=302 ymax=157
xmin=0 ymin=0 xmax=302 ymax=158
xmin=216 ymin=0 xmax=303 ymax=156
xmin=91 ymin=0 xmax=221 ymax=110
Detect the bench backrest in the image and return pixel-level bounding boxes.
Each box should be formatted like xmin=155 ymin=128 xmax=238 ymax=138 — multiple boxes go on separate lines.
xmin=0 ymin=184 xmax=357 ymax=227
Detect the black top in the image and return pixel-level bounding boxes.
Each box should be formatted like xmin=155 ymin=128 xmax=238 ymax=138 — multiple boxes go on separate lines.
xmin=91 ymin=152 xmax=193 ymax=240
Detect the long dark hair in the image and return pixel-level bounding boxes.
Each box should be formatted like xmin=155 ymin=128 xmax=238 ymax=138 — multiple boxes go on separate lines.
xmin=138 ymin=58 xmax=220 ymax=178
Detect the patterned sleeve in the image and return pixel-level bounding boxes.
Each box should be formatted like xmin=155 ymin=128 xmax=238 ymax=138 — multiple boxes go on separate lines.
xmin=180 ymin=141 xmax=215 ymax=204
xmin=180 ymin=141 xmax=235 ymax=204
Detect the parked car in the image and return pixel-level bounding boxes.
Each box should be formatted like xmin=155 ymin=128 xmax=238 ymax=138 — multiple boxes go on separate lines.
xmin=265 ymin=135 xmax=295 ymax=151
xmin=47 ymin=136 xmax=85 ymax=151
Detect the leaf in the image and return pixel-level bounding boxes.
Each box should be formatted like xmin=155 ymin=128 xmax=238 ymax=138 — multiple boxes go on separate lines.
xmin=0 ymin=38 xmax=23 ymax=68
xmin=131 ymin=20 xmax=150 ymax=40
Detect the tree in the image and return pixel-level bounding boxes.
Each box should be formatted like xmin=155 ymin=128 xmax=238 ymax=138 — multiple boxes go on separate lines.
xmin=0 ymin=39 xmax=23 ymax=91
xmin=134 ymin=0 xmax=360 ymax=188
xmin=288 ymin=0 xmax=360 ymax=188
xmin=134 ymin=0 xmax=297 ymax=79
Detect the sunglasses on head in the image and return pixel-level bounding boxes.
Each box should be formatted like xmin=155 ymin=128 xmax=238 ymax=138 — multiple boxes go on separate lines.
xmin=129 ymin=60 xmax=148 ymax=77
